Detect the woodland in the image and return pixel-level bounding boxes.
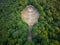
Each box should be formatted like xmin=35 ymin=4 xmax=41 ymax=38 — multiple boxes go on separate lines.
xmin=0 ymin=0 xmax=60 ymax=45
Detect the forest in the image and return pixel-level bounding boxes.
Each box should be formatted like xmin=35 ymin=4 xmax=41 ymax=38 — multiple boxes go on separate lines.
xmin=0 ymin=0 xmax=60 ymax=45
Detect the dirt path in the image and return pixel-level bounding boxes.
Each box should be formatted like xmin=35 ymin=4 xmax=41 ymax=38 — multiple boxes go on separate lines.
xmin=21 ymin=5 xmax=39 ymax=41
xmin=28 ymin=25 xmax=32 ymax=41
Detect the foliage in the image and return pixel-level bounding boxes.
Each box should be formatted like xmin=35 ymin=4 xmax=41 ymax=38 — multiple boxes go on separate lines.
xmin=0 ymin=0 xmax=60 ymax=45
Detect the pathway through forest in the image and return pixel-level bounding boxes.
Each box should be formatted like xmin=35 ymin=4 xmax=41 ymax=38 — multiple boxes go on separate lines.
xmin=21 ymin=5 xmax=39 ymax=41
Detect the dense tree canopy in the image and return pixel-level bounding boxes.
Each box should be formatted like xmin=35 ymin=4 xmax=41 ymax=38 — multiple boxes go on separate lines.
xmin=0 ymin=0 xmax=60 ymax=45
